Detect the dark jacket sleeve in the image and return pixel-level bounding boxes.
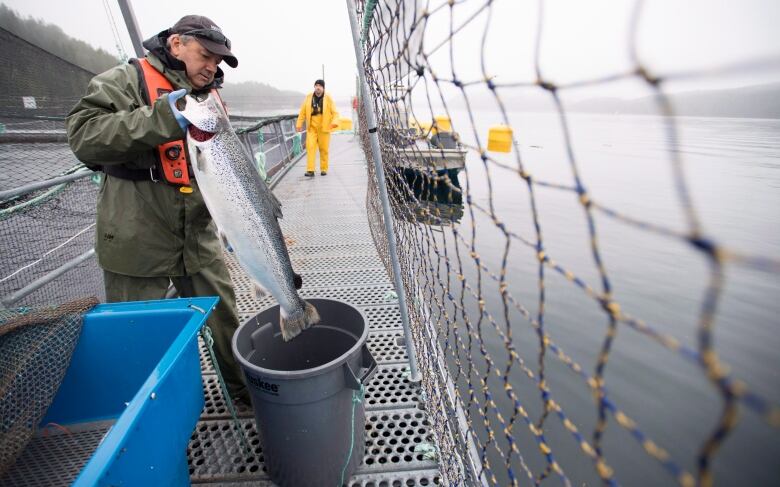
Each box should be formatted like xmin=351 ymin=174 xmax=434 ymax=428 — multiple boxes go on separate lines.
xmin=66 ymin=64 xmax=184 ymax=165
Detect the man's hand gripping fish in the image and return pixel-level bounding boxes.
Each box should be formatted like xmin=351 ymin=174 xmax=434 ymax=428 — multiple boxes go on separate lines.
xmin=179 ymin=93 xmax=319 ymax=341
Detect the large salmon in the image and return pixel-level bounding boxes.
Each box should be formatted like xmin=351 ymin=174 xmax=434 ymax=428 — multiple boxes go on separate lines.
xmin=179 ymin=93 xmax=319 ymax=341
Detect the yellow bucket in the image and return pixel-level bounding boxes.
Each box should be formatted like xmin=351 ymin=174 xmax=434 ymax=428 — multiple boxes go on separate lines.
xmin=434 ymin=115 xmax=452 ymax=133
xmin=487 ymin=125 xmax=513 ymax=152
xmin=339 ymin=118 xmax=353 ymax=131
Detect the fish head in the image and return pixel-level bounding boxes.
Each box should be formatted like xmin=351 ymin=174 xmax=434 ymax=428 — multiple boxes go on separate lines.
xmin=178 ymin=92 xmax=230 ymax=144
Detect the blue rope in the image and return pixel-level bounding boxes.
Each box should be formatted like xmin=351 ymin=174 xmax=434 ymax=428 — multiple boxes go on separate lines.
xmin=338 ymin=384 xmax=365 ymax=487
xmin=200 ymin=325 xmax=251 ymax=455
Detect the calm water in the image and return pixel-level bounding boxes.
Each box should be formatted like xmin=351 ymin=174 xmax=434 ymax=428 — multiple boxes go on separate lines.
xmin=413 ymin=112 xmax=780 ymax=486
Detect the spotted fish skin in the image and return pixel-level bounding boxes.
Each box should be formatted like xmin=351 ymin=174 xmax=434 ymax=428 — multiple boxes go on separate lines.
xmin=180 ymin=93 xmax=319 ymax=341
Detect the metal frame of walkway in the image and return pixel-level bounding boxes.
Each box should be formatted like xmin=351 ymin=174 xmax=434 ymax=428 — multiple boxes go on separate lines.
xmin=187 ymin=135 xmax=442 ymax=486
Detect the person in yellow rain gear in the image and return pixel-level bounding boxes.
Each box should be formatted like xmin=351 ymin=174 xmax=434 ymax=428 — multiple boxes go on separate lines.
xmin=296 ymin=79 xmax=339 ymax=177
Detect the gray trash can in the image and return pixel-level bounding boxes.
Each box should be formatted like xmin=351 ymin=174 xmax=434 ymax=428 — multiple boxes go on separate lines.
xmin=232 ymin=298 xmax=377 ymax=487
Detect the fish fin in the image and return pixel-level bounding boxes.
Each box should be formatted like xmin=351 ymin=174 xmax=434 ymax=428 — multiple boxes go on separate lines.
xmin=293 ymin=271 xmax=303 ymax=290
xmin=301 ymin=300 xmax=320 ymax=330
xmin=278 ymin=301 xmax=320 ymax=342
xmin=252 ymin=280 xmax=269 ymax=299
xmin=269 ymin=190 xmax=283 ymax=219
xmin=196 ymin=147 xmax=207 ymax=173
xmin=259 ymin=177 xmax=283 ymax=219
xmin=279 ymin=312 xmax=302 ymax=342
xmin=219 ymin=230 xmax=233 ymax=252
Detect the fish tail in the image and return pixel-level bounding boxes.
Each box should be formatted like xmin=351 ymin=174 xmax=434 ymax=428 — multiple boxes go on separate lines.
xmin=301 ymin=300 xmax=320 ymax=330
xmin=279 ymin=301 xmax=320 ymax=342
xmin=279 ymin=312 xmax=302 ymax=342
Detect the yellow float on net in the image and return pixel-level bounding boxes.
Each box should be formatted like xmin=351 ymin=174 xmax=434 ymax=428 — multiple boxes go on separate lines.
xmin=339 ymin=118 xmax=353 ymax=131
xmin=487 ymin=124 xmax=513 ymax=152
xmin=433 ymin=115 xmax=452 ymax=133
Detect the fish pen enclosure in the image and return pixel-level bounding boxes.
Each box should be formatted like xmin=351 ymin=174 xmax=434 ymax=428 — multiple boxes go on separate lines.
xmin=352 ymin=0 xmax=780 ymax=486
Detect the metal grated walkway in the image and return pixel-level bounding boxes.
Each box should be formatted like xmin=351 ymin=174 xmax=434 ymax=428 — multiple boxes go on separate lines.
xmin=188 ymin=135 xmax=442 ymax=486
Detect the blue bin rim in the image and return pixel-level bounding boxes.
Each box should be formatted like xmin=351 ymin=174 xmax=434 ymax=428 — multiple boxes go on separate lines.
xmin=72 ymin=297 xmax=218 ymax=485
xmin=233 ymin=298 xmax=369 ymax=380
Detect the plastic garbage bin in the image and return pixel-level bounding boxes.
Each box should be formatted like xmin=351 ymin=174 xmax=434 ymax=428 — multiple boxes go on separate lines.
xmin=233 ymin=298 xmax=377 ymax=487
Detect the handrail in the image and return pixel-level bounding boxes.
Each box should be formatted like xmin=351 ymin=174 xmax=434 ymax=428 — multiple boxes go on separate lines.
xmin=234 ymin=114 xmax=299 ymax=135
xmin=0 ymin=114 xmax=67 ymax=121
xmin=0 ymin=169 xmax=92 ymax=202
xmin=1 ymin=249 xmax=96 ymax=307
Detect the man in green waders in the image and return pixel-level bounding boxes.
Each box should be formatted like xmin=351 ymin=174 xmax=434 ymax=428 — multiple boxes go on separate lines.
xmin=66 ymin=15 xmax=250 ymax=404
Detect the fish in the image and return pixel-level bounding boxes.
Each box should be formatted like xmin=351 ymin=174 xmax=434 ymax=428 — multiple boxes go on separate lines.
xmin=179 ymin=92 xmax=319 ymax=341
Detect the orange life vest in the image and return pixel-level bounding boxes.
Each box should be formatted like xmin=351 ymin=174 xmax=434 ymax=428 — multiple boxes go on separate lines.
xmin=133 ymin=58 xmax=226 ymax=191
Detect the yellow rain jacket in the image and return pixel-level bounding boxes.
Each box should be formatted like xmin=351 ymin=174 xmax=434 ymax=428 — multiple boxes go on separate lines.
xmin=296 ymin=93 xmax=339 ymax=133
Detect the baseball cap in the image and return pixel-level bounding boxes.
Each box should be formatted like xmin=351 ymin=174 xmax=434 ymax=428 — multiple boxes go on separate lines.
xmin=171 ymin=15 xmax=238 ymax=68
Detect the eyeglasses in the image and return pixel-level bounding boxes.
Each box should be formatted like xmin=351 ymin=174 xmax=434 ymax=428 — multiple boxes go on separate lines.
xmin=180 ymin=28 xmax=231 ymax=50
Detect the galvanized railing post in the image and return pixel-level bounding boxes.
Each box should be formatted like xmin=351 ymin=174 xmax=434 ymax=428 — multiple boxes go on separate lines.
xmin=0 ymin=170 xmax=92 ymax=202
xmin=345 ymin=0 xmax=421 ymax=383
xmin=117 ymin=0 xmax=145 ymax=58
xmin=1 ymin=249 xmax=96 ymax=307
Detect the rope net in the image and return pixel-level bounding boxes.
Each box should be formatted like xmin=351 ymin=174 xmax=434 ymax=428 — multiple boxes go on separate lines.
xmin=354 ymin=1 xmax=780 ymax=485
xmin=0 ymin=297 xmax=98 ymax=475
xmin=0 ymin=140 xmax=104 ymax=308
xmin=0 ymin=24 xmax=105 ymax=309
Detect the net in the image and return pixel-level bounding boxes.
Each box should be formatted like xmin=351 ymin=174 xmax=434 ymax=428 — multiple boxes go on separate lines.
xmin=353 ymin=1 xmax=780 ymax=485
xmin=0 ymin=23 xmax=106 ymax=308
xmin=0 ymin=296 xmax=98 ymax=475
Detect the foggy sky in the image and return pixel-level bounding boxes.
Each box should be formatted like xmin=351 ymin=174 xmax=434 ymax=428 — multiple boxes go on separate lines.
xmin=4 ymin=0 xmax=779 ymax=106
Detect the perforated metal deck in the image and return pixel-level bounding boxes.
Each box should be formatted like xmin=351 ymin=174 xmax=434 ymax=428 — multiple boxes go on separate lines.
xmin=1 ymin=420 xmax=115 ymax=486
xmin=191 ymin=137 xmax=440 ymax=485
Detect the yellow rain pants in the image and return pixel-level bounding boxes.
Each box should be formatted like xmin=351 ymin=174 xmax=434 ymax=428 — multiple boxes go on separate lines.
xmin=306 ymin=114 xmax=330 ymax=173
